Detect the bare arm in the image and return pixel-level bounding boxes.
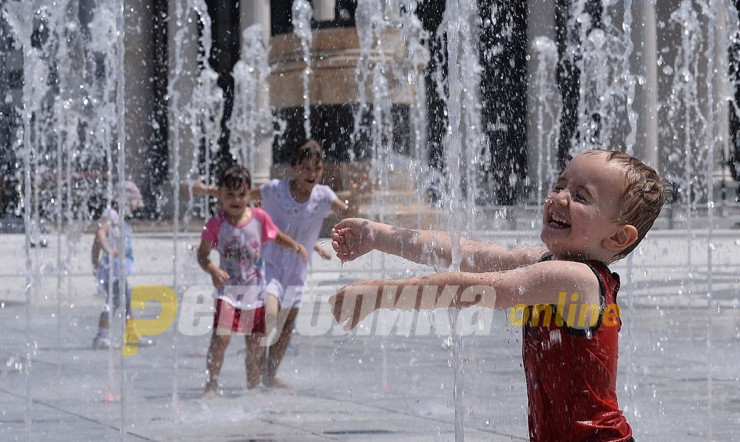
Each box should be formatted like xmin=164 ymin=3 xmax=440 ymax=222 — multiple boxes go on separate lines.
xmin=190 ymin=180 xmax=219 ymax=197
xmin=95 ymin=218 xmax=117 ymax=257
xmin=331 ymin=218 xmax=546 ymax=272
xmin=275 ymin=232 xmax=308 ymax=261
xmin=197 ymin=240 xmax=228 ymax=288
xmin=331 ymin=197 xmax=357 ymax=218
xmin=314 ymin=243 xmax=332 ymax=260
xmin=250 ymin=188 xmax=262 ymax=202
xmin=189 ymin=181 xmax=261 ymax=201
xmin=329 ymin=260 xmax=600 ymax=331
xmin=91 ymin=236 xmax=101 ymax=271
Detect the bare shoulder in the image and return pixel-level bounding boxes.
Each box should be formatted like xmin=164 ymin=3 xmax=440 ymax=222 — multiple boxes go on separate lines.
xmin=511 ymin=246 xmax=550 ymax=266
xmin=528 ymin=258 xmax=597 ymax=275
xmin=519 ymin=259 xmax=601 ymax=305
xmin=462 ymin=242 xmax=548 ymax=272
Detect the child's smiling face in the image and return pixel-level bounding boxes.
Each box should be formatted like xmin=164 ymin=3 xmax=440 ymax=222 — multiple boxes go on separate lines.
xmin=540 ymin=152 xmax=629 ymax=262
xmin=219 ymin=183 xmax=251 ymax=221
xmin=292 ymin=158 xmax=325 ymax=193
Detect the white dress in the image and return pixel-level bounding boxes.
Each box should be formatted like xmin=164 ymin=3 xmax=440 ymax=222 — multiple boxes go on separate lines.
xmin=260 ymin=179 xmax=337 ymax=307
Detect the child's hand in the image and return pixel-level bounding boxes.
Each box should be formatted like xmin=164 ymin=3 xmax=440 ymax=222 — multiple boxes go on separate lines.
xmin=328 ymin=281 xmax=380 ymax=331
xmin=276 ymin=232 xmax=308 ymax=261
xmin=111 ymin=248 xmax=119 ymax=258
xmin=190 ymin=180 xmax=219 ymax=197
xmin=209 ymin=268 xmax=229 ymax=288
xmin=295 ymin=244 xmax=308 ymax=261
xmin=331 ymin=218 xmax=375 ymax=262
xmin=315 ymin=245 xmax=332 ymax=260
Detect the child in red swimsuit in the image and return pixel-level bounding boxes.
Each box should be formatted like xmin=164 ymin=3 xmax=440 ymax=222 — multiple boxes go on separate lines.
xmin=330 ymin=150 xmax=669 ymax=441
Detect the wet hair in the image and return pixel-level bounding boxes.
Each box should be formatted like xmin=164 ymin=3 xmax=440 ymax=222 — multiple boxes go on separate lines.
xmin=584 ymin=150 xmax=673 ymax=260
xmin=291 ymin=139 xmax=325 ymax=167
xmin=217 ymin=164 xmax=251 ymax=191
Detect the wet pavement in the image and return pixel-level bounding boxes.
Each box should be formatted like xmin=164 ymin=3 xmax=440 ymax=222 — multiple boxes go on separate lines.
xmin=1 ymin=227 xmax=739 ymax=441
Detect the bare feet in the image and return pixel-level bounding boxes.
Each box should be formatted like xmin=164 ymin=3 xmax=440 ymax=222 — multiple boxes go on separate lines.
xmin=247 ymin=360 xmax=261 ymax=389
xmin=247 ymin=372 xmax=260 ymax=389
xmin=263 ymin=376 xmax=292 ymax=389
xmin=201 ymin=389 xmax=217 ymax=399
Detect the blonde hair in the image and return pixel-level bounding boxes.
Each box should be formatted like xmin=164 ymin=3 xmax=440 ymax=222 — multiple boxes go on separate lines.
xmin=584 ymin=150 xmax=672 ymax=260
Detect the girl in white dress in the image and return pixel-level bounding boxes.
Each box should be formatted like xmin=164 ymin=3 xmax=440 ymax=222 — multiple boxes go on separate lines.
xmin=258 ymin=140 xmax=352 ymax=388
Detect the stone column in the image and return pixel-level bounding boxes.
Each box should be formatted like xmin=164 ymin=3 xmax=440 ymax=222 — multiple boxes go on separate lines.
xmin=166 ymin=2 xmax=200 ymax=217
xmin=314 ymin=0 xmax=336 ymax=22
xmin=526 ymin=0 xmax=557 ymax=199
xmin=714 ymin=4 xmax=737 ymax=204
xmin=637 ymin=0 xmax=659 ymax=169
xmin=125 ymin=0 xmax=156 ymax=189
xmin=240 ymin=0 xmax=272 ymax=186
xmin=241 ymin=0 xmax=271 ymax=43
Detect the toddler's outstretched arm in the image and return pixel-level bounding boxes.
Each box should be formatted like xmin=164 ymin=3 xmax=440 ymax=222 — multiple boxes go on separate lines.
xmin=331 ymin=218 xmax=546 ymax=272
xmin=329 ymin=259 xmax=600 ymax=331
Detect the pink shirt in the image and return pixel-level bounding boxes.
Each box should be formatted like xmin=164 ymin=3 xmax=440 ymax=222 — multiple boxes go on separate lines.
xmin=201 ymin=208 xmax=279 ymax=309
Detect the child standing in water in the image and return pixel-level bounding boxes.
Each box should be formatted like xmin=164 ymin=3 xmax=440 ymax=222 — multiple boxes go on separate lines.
xmin=258 ymin=140 xmax=353 ymax=388
xmin=191 ymin=140 xmax=353 ymax=388
xmin=91 ymin=180 xmax=148 ymax=349
xmin=197 ymin=165 xmax=307 ymax=398
xmin=330 ymin=150 xmax=670 ymax=441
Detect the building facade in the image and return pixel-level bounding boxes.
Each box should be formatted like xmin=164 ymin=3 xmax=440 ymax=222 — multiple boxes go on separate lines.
xmin=1 ymin=0 xmax=738 ymax=222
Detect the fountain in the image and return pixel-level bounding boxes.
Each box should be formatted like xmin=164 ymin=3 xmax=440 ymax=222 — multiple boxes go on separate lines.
xmin=0 ymin=0 xmax=738 ymax=440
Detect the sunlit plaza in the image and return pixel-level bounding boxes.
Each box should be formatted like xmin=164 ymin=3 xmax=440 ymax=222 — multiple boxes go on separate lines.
xmin=1 ymin=0 xmax=739 ymax=441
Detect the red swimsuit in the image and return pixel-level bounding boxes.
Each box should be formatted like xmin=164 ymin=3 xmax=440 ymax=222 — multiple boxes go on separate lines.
xmin=522 ymin=260 xmax=633 ymax=441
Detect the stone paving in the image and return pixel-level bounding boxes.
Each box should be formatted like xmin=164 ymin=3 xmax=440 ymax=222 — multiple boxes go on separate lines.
xmin=0 ymin=226 xmax=739 ymax=441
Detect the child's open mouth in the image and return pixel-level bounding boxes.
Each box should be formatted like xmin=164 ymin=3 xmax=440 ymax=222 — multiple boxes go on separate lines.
xmin=548 ymin=213 xmax=571 ymax=228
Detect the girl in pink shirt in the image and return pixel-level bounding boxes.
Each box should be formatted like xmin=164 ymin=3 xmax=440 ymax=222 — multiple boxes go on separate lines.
xmin=197 ymin=165 xmax=306 ymax=398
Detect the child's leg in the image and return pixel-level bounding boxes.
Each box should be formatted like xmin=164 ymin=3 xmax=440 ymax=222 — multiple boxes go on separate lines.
xmin=245 ymin=334 xmax=263 ymax=389
xmin=263 ymin=293 xmax=280 ymax=346
xmin=100 ymin=280 xmax=124 ymax=327
xmin=116 ymin=283 xmax=154 ymax=346
xmin=120 ymin=282 xmax=138 ymax=341
xmin=263 ymin=307 xmax=299 ymax=388
xmin=97 ymin=312 xmax=110 ymax=330
xmin=203 ymin=331 xmax=231 ymax=398
xmin=93 ymin=280 xmax=117 ymax=348
xmin=92 ymin=310 xmax=111 ymax=349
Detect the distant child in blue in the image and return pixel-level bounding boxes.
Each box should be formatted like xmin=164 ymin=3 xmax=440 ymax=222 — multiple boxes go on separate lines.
xmin=91 ymin=181 xmax=148 ymax=349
